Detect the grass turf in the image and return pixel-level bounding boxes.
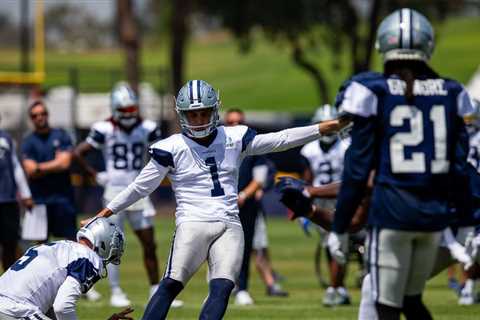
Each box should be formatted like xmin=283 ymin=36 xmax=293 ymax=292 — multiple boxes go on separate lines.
xmin=76 ymin=215 xmax=480 ymax=319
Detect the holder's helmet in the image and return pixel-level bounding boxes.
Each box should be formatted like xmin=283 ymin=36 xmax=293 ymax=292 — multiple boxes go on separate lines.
xmin=175 ymin=80 xmax=220 ymax=138
xmin=76 ymin=217 xmax=125 ymax=266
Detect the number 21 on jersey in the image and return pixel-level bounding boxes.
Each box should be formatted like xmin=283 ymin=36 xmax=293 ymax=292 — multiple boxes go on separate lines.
xmin=390 ymin=105 xmax=449 ymax=174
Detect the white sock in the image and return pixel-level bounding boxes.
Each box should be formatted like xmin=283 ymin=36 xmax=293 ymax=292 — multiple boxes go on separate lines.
xmin=108 ymin=263 xmax=121 ymax=291
xmin=463 ymin=279 xmax=475 ymax=295
xmin=358 ymin=274 xmax=378 ymax=320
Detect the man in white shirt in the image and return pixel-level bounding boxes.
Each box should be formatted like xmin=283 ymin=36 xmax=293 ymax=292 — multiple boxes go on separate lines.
xmin=84 ymin=80 xmax=347 ymax=320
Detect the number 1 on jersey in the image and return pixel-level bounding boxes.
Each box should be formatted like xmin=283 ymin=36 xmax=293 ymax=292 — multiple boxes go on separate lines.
xmin=205 ymin=157 xmax=225 ymax=197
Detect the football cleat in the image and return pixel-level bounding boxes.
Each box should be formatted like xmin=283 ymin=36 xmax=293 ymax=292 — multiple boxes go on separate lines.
xmin=110 ymin=287 xmax=131 ymax=308
xmin=266 ymin=283 xmax=289 ymax=297
xmin=322 ymin=287 xmax=337 ymax=307
xmin=84 ymin=287 xmax=102 ymax=302
xmin=235 ymin=290 xmax=254 ymax=306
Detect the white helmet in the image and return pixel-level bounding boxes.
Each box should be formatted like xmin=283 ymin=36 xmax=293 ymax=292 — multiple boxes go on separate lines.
xmin=175 ymin=80 xmax=220 ymax=138
xmin=76 ymin=217 xmax=125 ymax=265
xmin=312 ymin=104 xmax=338 ymax=144
xmin=111 ymin=84 xmax=140 ymax=128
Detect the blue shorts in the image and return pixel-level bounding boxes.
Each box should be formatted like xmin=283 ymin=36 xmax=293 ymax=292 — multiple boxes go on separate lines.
xmin=46 ymin=200 xmax=77 ymax=240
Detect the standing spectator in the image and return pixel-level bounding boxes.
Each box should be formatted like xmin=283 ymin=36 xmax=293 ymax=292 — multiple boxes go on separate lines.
xmin=0 ymin=116 xmax=33 ymax=270
xmin=224 ymin=109 xmax=287 ymax=306
xmin=21 ymin=101 xmax=77 ymax=242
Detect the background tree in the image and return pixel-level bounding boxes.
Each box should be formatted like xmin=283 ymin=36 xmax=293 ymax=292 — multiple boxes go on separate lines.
xmin=170 ymin=0 xmax=193 ymax=93
xmin=196 ymin=0 xmax=464 ymax=104
xmin=117 ymin=0 xmax=140 ymax=92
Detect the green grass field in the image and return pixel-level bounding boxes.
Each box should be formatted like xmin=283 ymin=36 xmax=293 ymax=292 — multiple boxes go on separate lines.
xmin=2 ymin=17 xmax=480 ymax=114
xmin=76 ymin=215 xmax=480 ymax=319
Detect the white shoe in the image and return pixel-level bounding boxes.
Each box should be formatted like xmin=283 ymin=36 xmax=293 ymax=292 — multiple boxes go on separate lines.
xmin=110 ymin=288 xmax=131 ymax=307
xmin=149 ymin=284 xmax=159 ymax=299
xmin=148 ymin=284 xmax=184 ymax=308
xmin=85 ymin=287 xmax=102 ymax=302
xmin=171 ymin=299 xmax=184 ymax=308
xmin=459 ymin=292 xmax=475 ymax=305
xmin=235 ymin=290 xmax=254 ymax=306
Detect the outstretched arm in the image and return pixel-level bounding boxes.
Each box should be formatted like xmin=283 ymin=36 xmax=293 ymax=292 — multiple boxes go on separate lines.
xmin=83 ymin=159 xmax=168 ymax=224
xmin=307 ymin=182 xmax=341 ymax=199
xmin=246 ymin=119 xmax=348 ymax=156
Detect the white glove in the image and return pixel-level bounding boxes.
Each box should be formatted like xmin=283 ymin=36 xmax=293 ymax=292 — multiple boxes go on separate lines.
xmin=95 ymin=171 xmax=109 ymax=187
xmin=327 ymin=232 xmax=348 ymax=265
xmin=443 ymin=228 xmax=474 ymax=270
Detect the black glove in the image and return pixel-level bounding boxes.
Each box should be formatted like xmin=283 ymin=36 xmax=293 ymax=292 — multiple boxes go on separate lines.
xmin=276 ymin=177 xmax=313 ymax=220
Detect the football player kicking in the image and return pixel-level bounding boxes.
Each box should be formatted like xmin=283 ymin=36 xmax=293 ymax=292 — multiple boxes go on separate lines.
xmin=74 ymin=84 xmax=178 ymax=307
xmin=0 ymin=217 xmax=131 ymax=320
xmin=82 ymin=79 xmax=348 ymax=320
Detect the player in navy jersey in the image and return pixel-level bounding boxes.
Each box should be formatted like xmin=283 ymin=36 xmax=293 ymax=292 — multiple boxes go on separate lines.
xmin=327 ymin=8 xmax=475 ymax=320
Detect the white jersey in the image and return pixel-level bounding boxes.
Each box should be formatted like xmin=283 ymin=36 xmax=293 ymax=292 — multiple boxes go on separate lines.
xmin=0 ymin=241 xmax=102 ymax=317
xmin=468 ymin=130 xmax=480 ymax=172
xmin=300 ymin=138 xmax=350 ymax=186
xmin=86 ymin=119 xmax=161 ymax=189
xmin=106 ymin=125 xmax=321 ymax=226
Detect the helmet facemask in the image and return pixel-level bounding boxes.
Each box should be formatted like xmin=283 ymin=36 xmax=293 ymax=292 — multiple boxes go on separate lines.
xmin=76 ymin=217 xmax=125 ymax=268
xmin=113 ymin=105 xmax=140 ymax=129
xmin=175 ymin=80 xmax=221 ymax=139
xmin=111 ymin=84 xmax=140 ymax=129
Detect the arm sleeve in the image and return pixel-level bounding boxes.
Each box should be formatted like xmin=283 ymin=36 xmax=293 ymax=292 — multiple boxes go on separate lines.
xmin=85 ymin=127 xmax=106 ymax=150
xmin=21 ymin=139 xmax=35 ymax=160
xmin=11 ymin=148 xmax=31 ymax=199
xmin=59 ymin=130 xmax=73 ymax=151
xmin=53 ymin=276 xmax=81 ymax=320
xmin=106 ymin=159 xmax=168 ymax=213
xmin=333 ymin=115 xmax=376 ymax=233
xmin=245 ymin=125 xmax=320 ymax=156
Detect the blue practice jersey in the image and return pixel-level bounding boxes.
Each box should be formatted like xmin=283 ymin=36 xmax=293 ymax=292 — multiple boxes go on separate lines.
xmin=21 ymin=128 xmax=74 ymax=204
xmin=333 ymin=71 xmax=474 ymax=232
